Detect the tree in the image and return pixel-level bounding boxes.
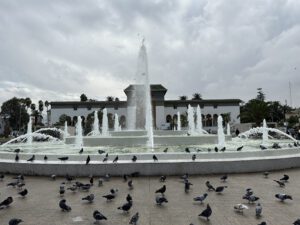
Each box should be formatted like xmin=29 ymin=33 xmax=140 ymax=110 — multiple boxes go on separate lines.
xmin=179 ymin=95 xmax=188 ymax=101
xmin=115 ymin=97 xmax=120 ymax=102
xmin=57 ymin=114 xmax=71 ymax=126
xmin=38 ymin=100 xmax=44 ymax=114
xmin=24 ymin=97 xmax=32 ymax=109
xmin=0 ymin=97 xmax=29 ymax=131
xmin=256 ymin=88 xmax=265 ymax=101
xmin=192 ymin=93 xmax=202 ymax=100
xmin=288 ymin=116 xmax=299 ymax=127
xmin=44 ymin=100 xmax=49 ymax=111
xmin=106 ymin=96 xmax=114 ymax=101
xmin=80 ymin=94 xmax=88 ymax=102
xmin=240 ymin=99 xmax=270 ymax=126
xmin=30 ymin=103 xmax=36 ymax=113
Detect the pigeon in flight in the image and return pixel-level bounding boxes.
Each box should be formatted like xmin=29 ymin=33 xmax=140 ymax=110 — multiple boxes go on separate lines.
xmin=198 ymin=204 xmax=212 ymax=221
xmin=59 ymin=199 xmax=71 ymax=211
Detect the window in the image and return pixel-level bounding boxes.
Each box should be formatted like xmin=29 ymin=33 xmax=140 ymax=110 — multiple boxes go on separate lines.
xmin=213 ymin=104 xmax=218 ymax=109
xmin=173 ymin=105 xmax=177 ymax=109
xmin=73 ymin=106 xmax=77 ymax=111
xmin=87 ymin=105 xmax=92 ymax=110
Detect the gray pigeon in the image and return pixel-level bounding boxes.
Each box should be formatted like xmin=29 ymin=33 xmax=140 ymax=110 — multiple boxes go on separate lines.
xmin=9 ymin=219 xmax=23 ymax=225
xmin=256 ymin=203 xmax=262 ymax=217
xmin=82 ymin=194 xmax=94 ymax=203
xmin=0 ymin=196 xmax=13 ymax=208
xmin=155 ymin=196 xmax=168 ymax=205
xmin=59 ymin=199 xmax=71 ymax=211
xmin=129 ymin=212 xmax=139 ymax=225
xmin=275 ymin=193 xmax=292 ymax=201
xmin=93 ymin=210 xmax=107 ymax=223
xmin=193 ymin=193 xmax=208 ymax=204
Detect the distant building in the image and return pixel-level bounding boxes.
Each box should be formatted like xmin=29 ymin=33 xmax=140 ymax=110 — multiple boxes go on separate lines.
xmin=50 ymin=84 xmax=241 ymax=131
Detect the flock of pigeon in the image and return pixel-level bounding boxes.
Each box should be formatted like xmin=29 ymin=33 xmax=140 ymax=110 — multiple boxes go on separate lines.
xmin=1 ymin=145 xmax=300 ymax=224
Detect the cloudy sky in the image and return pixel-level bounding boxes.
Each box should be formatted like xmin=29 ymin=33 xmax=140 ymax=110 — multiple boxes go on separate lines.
xmin=0 ymin=0 xmax=300 ymax=109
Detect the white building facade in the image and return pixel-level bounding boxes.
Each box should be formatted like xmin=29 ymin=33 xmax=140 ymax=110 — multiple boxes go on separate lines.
xmin=50 ymin=84 xmax=241 ymax=131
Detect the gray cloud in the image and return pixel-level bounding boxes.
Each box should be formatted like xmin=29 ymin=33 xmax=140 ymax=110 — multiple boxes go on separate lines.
xmin=0 ymin=0 xmax=299 ymax=109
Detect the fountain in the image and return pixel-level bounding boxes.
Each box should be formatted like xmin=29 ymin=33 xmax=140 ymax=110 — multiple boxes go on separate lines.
xmin=114 ymin=114 xmax=121 ymax=131
xmin=26 ymin=116 xmax=33 ymax=145
xmin=218 ymin=115 xmax=225 ymax=148
xmin=92 ymin=111 xmax=100 ymax=136
xmin=227 ymin=123 xmax=231 ymax=136
xmin=196 ymin=105 xmax=203 ymax=134
xmin=64 ymin=121 xmax=69 ymax=141
xmin=102 ymin=108 xmax=109 ymax=136
xmin=75 ymin=116 xmax=83 ymax=148
xmin=262 ymin=119 xmax=268 ymax=145
xmin=177 ymin=112 xmax=181 ymax=131
xmin=187 ymin=105 xmax=195 ymax=135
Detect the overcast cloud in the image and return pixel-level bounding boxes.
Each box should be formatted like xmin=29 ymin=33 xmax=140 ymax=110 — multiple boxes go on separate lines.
xmin=0 ymin=0 xmax=300 ymax=109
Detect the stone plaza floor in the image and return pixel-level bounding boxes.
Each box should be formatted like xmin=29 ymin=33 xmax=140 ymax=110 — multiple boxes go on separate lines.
xmin=0 ymin=168 xmax=299 ymax=225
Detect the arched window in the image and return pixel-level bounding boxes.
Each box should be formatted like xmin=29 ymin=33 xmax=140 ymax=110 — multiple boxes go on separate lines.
xmin=166 ymin=115 xmax=172 ymax=123
xmin=120 ymin=115 xmax=126 ymax=128
xmin=72 ymin=116 xmax=77 ymax=126
xmin=213 ymin=114 xmax=218 ymax=126
xmin=206 ymin=114 xmax=212 ymax=127
xmin=107 ymin=113 xmax=114 ymax=129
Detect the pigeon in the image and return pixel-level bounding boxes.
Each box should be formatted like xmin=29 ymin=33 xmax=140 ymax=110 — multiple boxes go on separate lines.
xmin=192 ymin=154 xmax=196 ymax=160
xmin=93 ymin=210 xmax=107 ymax=223
xmin=58 ymin=157 xmax=68 ymax=162
xmin=275 ymin=193 xmax=293 ymax=201
xmin=272 ymin=143 xmax=281 ymax=149
xmin=263 ymin=171 xmax=269 ymax=178
xmin=123 ymin=174 xmax=128 ymax=182
xmin=18 ymin=189 xmax=28 ymax=197
xmin=220 ymin=175 xmax=228 ymax=182
xmin=234 ymin=204 xmax=248 ymax=213
xmin=110 ymin=188 xmax=118 ymax=196
xmin=256 ymin=203 xmax=262 ymax=217
xmin=126 ymin=194 xmax=132 ymax=202
xmin=98 ymin=178 xmax=103 ymax=186
xmin=236 ymin=146 xmax=243 ymax=151
xmin=51 ymin=175 xmax=56 ymax=180
xmin=280 ymin=174 xmax=289 ymax=182
xmin=113 ymin=156 xmax=119 ymax=163
xmin=67 ymin=185 xmax=77 ymax=192
xmin=27 ymin=155 xmax=35 ymax=162
xmin=260 ymin=145 xmax=267 ymax=150
xmin=198 ymin=204 xmax=212 ymax=221
xmin=273 ymin=180 xmax=285 ymax=187
xmin=193 ymin=193 xmax=208 ymax=204
xmin=160 ymin=176 xmax=166 ymax=182
xmin=184 ymin=180 xmax=193 ymax=193
xmin=214 ymin=147 xmax=218 ymax=152
xmin=180 ymin=173 xmax=189 ymax=181
xmin=129 ymin=212 xmax=139 ymax=225
xmin=220 ymin=147 xmax=226 ymax=152
xmin=82 ymin=194 xmax=94 ymax=203
xmin=215 ymin=186 xmax=227 ymax=194
xmin=155 ymin=185 xmax=166 ymax=195
xmin=98 ymin=149 xmax=105 ymax=154
xmin=86 ymin=155 xmax=90 ymax=165
xmin=90 ymin=176 xmax=94 ymax=185
xmin=15 ymin=154 xmax=19 ymax=162
xmin=7 ymin=181 xmax=18 ymax=188
xmin=243 ymin=195 xmax=260 ymax=203
xmin=132 ymin=155 xmax=137 ymax=162
xmin=102 ymin=194 xmax=115 ymax=201
xmin=81 ymin=184 xmax=91 ymax=191
xmin=79 ymin=148 xmax=83 ymax=154
xmin=258 ymin=222 xmax=267 ymax=225
xmin=207 ymin=148 xmax=212 ymax=152
xmin=128 ymin=180 xmax=134 ymax=190
xmin=104 ymin=173 xmax=110 ymax=181
xmin=0 ymin=196 xmax=13 ymax=208
xmin=14 ymin=149 xmax=21 ymax=153
xmin=118 ymin=201 xmax=132 ymax=212
xmin=59 ymin=185 xmax=65 ymax=196
xmin=155 ymin=196 xmax=168 ymax=205
xmin=243 ymin=188 xmax=253 ymax=198
xmin=65 ymin=174 xmax=75 ymax=182
xmin=163 ymin=148 xmax=168 ymax=153
xmin=17 ymin=182 xmax=25 ymax=190
xmin=293 ymin=219 xmax=300 ymax=225
xmin=294 ymin=142 xmax=298 ymax=147
xmin=59 ymin=199 xmax=71 ymax=211
xmin=9 ymin=219 xmax=23 ymax=225
xmin=185 ymin=147 xmax=190 ymax=153
xmin=44 ymin=155 xmax=48 ymax=160
xmin=153 ymin=155 xmax=158 ymax=161
xmin=206 ymin=181 xmax=215 ymax=191
xmin=103 ymin=156 xmax=108 ymax=162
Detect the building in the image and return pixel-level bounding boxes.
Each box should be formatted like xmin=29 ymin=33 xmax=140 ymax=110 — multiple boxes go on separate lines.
xmin=50 ymin=84 xmax=241 ymax=131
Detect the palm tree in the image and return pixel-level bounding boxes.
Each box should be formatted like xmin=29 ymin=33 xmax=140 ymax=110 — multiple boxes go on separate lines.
xmin=80 ymin=94 xmax=88 ymax=102
xmin=106 ymin=96 xmax=114 ymax=101
xmin=192 ymin=93 xmax=202 ymax=100
xmin=179 ymin=95 xmax=188 ymax=101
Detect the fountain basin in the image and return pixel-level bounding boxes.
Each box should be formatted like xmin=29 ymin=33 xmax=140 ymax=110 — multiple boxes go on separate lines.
xmin=66 ymin=135 xmax=232 ymax=147
xmin=0 ymin=147 xmax=299 ymax=176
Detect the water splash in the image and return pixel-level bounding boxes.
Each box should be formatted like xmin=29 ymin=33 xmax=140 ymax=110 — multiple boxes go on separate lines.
xmin=196 ymin=105 xmax=203 ymax=134
xmin=218 ymin=115 xmax=225 ymax=148
xmin=177 ymin=111 xmax=181 ymax=131
xmin=27 ymin=116 xmax=32 ymax=145
xmin=188 ymin=105 xmax=195 ymax=135
xmin=114 ymin=114 xmax=121 ymax=131
xmin=92 ymin=111 xmax=100 ymax=136
xmin=64 ymin=121 xmax=69 ymax=141
xmin=102 ymin=108 xmax=109 ymax=136
xmin=75 ymin=116 xmax=83 ymax=148
xmin=227 ymin=123 xmax=231 ymax=136
xmin=262 ymin=119 xmax=268 ymax=145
